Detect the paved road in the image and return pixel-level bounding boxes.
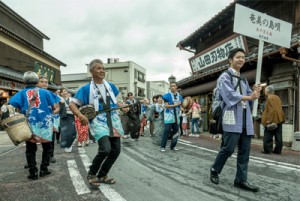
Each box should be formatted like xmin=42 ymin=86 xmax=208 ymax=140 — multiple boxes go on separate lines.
xmin=0 ymin=131 xmax=299 ymax=201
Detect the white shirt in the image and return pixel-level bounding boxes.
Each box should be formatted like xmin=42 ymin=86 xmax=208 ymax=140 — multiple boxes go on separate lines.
xmin=65 ymin=97 xmax=74 ymax=114
xmin=96 ymin=84 xmax=107 ymax=104
xmin=182 ymin=115 xmax=188 ymax=123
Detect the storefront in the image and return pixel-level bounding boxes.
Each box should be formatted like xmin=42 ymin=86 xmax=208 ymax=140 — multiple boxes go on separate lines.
xmin=0 ymin=2 xmax=66 ymax=101
xmin=176 ymin=0 xmax=300 ymax=146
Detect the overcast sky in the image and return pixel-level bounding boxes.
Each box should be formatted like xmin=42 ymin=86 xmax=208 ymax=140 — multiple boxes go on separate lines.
xmin=3 ymin=0 xmax=233 ymax=82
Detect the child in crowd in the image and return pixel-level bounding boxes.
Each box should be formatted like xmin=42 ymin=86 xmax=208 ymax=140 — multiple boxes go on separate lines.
xmin=181 ymin=110 xmax=188 ymax=136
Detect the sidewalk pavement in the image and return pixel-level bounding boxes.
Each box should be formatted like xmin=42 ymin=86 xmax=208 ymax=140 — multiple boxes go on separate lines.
xmin=187 ymin=131 xmax=295 ymax=149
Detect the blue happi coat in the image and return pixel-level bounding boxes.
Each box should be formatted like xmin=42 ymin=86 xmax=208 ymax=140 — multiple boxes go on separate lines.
xmin=73 ymin=83 xmax=124 ymax=141
xmin=162 ymin=92 xmax=183 ymax=124
xmin=9 ymin=87 xmax=55 ymax=141
xmin=51 ymin=92 xmax=61 ymax=132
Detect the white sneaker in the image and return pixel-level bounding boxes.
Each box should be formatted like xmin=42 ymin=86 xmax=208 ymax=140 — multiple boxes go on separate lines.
xmin=172 ymin=147 xmax=179 ymax=151
xmin=65 ymin=147 xmax=72 ymax=153
xmin=160 ymin=148 xmax=166 ymax=152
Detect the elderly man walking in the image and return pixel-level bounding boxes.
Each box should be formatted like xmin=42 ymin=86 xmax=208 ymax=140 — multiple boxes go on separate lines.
xmin=9 ymin=71 xmax=56 ymax=180
xmin=261 ymin=85 xmax=285 ymax=154
xmin=69 ymin=59 xmax=124 ymax=188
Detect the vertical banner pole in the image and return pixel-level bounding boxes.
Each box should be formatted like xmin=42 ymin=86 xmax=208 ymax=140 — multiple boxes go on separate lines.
xmin=252 ymin=39 xmax=264 ymax=117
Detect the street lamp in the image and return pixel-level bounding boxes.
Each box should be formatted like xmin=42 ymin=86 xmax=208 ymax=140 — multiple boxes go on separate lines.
xmin=168 ymin=74 xmax=176 ymax=83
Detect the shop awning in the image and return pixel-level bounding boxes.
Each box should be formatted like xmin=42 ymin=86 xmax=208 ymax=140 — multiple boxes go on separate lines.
xmin=0 ymin=65 xmax=23 ymax=81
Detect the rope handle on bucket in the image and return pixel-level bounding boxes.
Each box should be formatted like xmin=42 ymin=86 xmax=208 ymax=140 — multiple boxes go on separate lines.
xmin=3 ymin=117 xmax=27 ymax=129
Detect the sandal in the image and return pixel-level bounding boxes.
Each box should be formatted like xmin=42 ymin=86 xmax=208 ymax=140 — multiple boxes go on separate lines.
xmin=87 ymin=174 xmax=100 ymax=189
xmin=99 ymin=176 xmax=116 ymax=185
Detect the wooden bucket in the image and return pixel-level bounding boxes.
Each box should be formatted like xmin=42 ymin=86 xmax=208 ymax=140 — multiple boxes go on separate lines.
xmin=1 ymin=114 xmax=32 ymax=146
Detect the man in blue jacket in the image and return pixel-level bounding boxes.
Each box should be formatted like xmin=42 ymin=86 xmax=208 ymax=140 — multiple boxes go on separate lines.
xmin=160 ymin=82 xmax=183 ymax=152
xmin=210 ymin=48 xmax=261 ymax=192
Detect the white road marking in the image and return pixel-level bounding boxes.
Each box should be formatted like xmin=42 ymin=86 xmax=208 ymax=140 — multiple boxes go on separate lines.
xmin=0 ymin=144 xmax=16 ymax=147
xmin=179 ymin=141 xmax=300 ymax=172
xmin=67 ymin=160 xmax=91 ymax=195
xmin=78 ymin=147 xmax=127 ymax=201
xmin=78 ymin=148 xmax=91 ymax=171
xmin=0 ymin=143 xmax=25 ymax=157
xmin=178 ymin=139 xmax=192 ymax=144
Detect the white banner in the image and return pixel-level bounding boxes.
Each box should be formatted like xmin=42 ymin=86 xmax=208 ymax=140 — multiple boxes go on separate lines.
xmin=189 ymin=35 xmax=246 ymax=73
xmin=234 ymin=4 xmax=292 ymax=48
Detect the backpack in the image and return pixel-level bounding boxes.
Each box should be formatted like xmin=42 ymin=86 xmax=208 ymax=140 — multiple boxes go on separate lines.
xmin=211 ymin=70 xmax=245 ymax=133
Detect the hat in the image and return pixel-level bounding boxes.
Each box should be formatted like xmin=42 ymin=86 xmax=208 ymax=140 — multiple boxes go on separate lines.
xmin=266 ymin=123 xmax=277 ymax=131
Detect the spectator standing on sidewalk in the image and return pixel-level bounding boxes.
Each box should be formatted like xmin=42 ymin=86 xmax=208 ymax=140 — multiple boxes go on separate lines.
xmin=261 ymin=85 xmax=285 ymax=154
xmin=209 ymin=48 xmax=261 ymax=192
xmin=187 ymin=99 xmax=201 ymax=137
xmin=181 ymin=110 xmax=189 ymax=136
xmin=9 ymin=71 xmax=56 ymax=180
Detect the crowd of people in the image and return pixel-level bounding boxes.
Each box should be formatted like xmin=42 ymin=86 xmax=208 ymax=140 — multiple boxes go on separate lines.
xmin=0 ymin=48 xmax=286 ymax=193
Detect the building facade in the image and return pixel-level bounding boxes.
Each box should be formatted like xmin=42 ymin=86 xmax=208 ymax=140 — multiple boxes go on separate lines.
xmin=61 ymin=59 xmax=147 ymax=101
xmin=176 ymin=0 xmax=300 ymax=146
xmin=146 ymin=80 xmax=169 ymax=101
xmin=0 ymin=1 xmax=66 ymax=102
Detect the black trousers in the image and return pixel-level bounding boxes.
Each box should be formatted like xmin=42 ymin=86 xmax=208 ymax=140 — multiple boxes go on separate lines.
xmin=50 ymin=132 xmax=58 ymax=157
xmin=129 ymin=116 xmax=140 ymax=139
xmin=89 ymin=136 xmax=121 ymax=178
xmin=25 ymin=141 xmax=52 ymax=172
xmin=263 ymin=123 xmax=283 ymax=154
xmin=179 ymin=116 xmax=183 ymax=135
xmin=56 ymin=131 xmax=60 ymax=142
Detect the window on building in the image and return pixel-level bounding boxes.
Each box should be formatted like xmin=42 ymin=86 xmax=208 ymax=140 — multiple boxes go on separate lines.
xmin=138 ymin=87 xmax=145 ymax=97
xmin=275 ymin=89 xmax=292 ymax=123
xmin=119 ymin=87 xmax=127 ymax=91
xmin=134 ymin=69 xmax=145 ymax=83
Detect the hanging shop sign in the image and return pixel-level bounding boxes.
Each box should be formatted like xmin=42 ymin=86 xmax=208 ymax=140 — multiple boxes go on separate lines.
xmin=34 ymin=62 xmax=55 ymax=83
xmin=234 ymin=4 xmax=292 ymax=48
xmin=189 ymin=34 xmax=247 ymax=73
xmin=0 ymin=79 xmax=25 ymax=91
